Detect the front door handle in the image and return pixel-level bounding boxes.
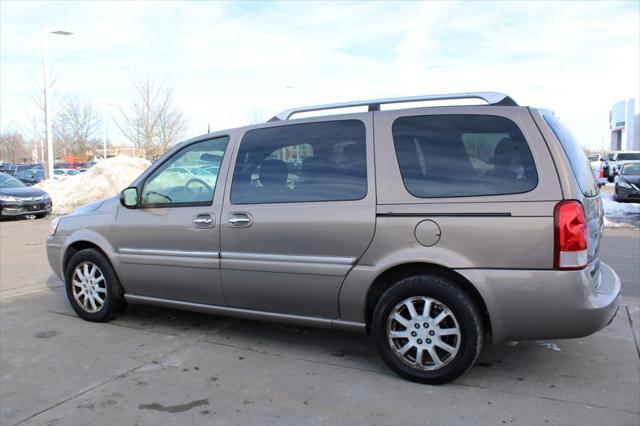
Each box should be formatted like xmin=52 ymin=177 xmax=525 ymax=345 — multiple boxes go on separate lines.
xmin=193 ymin=214 xmax=215 ymax=228
xmin=228 ymin=212 xmax=252 ymax=227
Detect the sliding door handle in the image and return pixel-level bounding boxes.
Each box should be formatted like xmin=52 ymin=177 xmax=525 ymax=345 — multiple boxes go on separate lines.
xmin=228 ymin=212 xmax=252 ymax=227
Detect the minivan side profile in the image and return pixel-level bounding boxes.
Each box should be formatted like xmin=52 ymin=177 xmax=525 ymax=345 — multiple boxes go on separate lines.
xmin=47 ymin=92 xmax=620 ymax=384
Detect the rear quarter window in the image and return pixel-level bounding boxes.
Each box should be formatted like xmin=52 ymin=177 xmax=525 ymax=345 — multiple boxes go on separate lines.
xmin=543 ymin=112 xmax=598 ymax=197
xmin=392 ymin=114 xmax=538 ymax=198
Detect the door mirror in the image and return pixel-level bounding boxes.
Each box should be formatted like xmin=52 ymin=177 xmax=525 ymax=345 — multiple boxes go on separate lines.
xmin=120 ymin=187 xmax=138 ymax=208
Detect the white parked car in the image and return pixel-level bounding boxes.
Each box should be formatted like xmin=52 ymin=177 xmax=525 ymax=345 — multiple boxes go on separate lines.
xmin=53 ymin=168 xmax=80 ymax=180
xmin=607 ymin=151 xmax=640 ymax=182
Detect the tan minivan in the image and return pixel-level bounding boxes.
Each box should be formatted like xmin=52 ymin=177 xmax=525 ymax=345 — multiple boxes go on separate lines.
xmin=47 ymin=92 xmax=620 ymax=384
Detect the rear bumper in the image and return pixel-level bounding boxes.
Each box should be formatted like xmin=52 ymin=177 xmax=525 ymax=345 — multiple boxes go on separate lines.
xmin=457 ymin=262 xmax=621 ymax=343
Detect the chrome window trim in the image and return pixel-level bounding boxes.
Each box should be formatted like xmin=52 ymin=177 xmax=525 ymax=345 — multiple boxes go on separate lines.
xmin=221 ymin=251 xmax=356 ymax=265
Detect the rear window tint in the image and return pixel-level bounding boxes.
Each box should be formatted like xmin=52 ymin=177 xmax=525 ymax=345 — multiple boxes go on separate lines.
xmin=543 ymin=113 xmax=598 ymax=197
xmin=392 ymin=115 xmax=538 ymax=198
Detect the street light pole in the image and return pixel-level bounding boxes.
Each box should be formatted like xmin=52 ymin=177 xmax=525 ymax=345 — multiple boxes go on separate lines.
xmin=42 ymin=29 xmax=73 ymax=180
xmin=42 ymin=32 xmax=52 ymax=178
xmin=102 ymin=105 xmax=107 ymax=160
xmin=100 ymin=101 xmax=115 ymax=161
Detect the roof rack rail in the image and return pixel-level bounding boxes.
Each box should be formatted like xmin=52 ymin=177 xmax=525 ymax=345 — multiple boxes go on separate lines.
xmin=269 ymin=91 xmax=517 ymax=122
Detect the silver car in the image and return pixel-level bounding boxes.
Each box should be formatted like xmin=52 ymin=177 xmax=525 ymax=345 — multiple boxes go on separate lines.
xmin=47 ymin=92 xmax=620 ymax=384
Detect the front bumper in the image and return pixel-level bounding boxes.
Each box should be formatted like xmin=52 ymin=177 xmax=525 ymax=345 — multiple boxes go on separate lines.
xmin=458 ymin=262 xmax=621 ymax=343
xmin=46 ymin=235 xmax=65 ymax=281
xmin=0 ymin=200 xmax=52 ymax=217
xmin=615 ymin=185 xmax=640 ymax=201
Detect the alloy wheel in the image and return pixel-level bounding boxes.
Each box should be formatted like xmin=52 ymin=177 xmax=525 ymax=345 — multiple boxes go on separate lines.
xmin=71 ymin=261 xmax=107 ymax=313
xmin=386 ymin=296 xmax=461 ymax=370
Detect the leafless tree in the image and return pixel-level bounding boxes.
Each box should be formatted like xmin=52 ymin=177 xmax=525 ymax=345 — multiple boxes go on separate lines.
xmin=117 ymin=76 xmax=187 ymax=159
xmin=0 ymin=132 xmax=31 ymax=163
xmin=53 ymin=96 xmax=100 ymax=157
xmin=15 ymin=72 xmax=57 ymax=163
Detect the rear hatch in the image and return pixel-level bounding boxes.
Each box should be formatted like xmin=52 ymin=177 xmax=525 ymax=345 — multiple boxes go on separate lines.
xmin=539 ymin=112 xmax=603 ymax=278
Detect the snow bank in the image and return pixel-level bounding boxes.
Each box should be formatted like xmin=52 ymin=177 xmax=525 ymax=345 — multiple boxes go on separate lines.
xmin=601 ymin=192 xmax=640 ymax=228
xmin=36 ymin=155 xmax=151 ymax=215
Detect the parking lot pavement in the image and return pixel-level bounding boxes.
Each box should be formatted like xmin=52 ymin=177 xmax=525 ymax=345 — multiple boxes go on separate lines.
xmin=599 ymin=228 xmax=640 ymax=299
xmin=1 ymin=218 xmax=639 ymax=425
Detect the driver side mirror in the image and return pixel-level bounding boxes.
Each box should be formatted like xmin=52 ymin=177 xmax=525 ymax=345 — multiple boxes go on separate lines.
xmin=120 ymin=187 xmax=139 ymax=208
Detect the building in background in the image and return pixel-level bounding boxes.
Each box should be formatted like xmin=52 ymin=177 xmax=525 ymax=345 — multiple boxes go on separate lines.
xmin=610 ymin=98 xmax=639 ymax=151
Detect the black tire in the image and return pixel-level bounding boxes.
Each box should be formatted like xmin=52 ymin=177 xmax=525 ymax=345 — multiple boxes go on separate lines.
xmin=372 ymin=274 xmax=483 ymax=384
xmin=64 ymin=248 xmax=127 ymax=322
xmin=35 ymin=213 xmax=48 ymax=218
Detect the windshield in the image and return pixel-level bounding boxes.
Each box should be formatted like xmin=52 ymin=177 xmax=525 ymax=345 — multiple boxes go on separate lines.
xmin=617 ymin=152 xmax=640 ymax=161
xmin=0 ymin=173 xmax=26 ymax=188
xmin=621 ymin=163 xmax=640 ymax=175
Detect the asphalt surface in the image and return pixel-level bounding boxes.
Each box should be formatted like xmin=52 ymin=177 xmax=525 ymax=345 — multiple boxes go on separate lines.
xmin=1 ymin=217 xmax=639 ymax=425
xmin=599 ymin=228 xmax=640 ymax=298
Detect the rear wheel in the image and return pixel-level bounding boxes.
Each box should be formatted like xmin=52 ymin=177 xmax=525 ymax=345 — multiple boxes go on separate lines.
xmin=372 ymin=274 xmax=483 ymax=384
xmin=64 ymin=248 xmax=126 ymax=322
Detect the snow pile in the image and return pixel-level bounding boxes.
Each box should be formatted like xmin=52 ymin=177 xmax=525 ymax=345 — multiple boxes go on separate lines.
xmin=601 ymin=192 xmax=640 ymax=228
xmin=36 ymin=155 xmax=151 ymax=215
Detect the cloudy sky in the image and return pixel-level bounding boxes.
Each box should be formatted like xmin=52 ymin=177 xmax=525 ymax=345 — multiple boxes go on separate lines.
xmin=1 ymin=0 xmax=638 ymax=149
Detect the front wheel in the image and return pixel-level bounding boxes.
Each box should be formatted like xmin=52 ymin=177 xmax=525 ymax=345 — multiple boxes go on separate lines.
xmin=64 ymin=248 xmax=126 ymax=322
xmin=372 ymin=275 xmax=483 ymax=384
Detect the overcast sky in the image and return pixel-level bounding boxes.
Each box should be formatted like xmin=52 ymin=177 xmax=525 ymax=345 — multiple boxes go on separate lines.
xmin=1 ymin=0 xmax=638 ymax=149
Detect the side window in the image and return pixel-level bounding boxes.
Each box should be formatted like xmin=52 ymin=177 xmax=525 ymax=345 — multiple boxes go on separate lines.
xmin=393 ymin=114 xmax=538 ymax=198
xmin=141 ymin=137 xmax=229 ymax=206
xmin=230 ymin=120 xmax=367 ymax=204
xmin=543 ymin=112 xmax=598 ymax=197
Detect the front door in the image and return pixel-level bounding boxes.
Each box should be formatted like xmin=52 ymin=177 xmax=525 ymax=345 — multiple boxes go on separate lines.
xmin=114 ymin=136 xmax=230 ymax=305
xmin=220 ymin=116 xmax=376 ymax=318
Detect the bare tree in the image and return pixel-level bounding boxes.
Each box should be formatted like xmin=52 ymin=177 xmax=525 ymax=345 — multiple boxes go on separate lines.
xmin=15 ymin=73 xmax=57 ymax=164
xmin=117 ymin=76 xmax=187 ymax=159
xmin=0 ymin=132 xmax=31 ymax=163
xmin=54 ymin=96 xmax=100 ymax=157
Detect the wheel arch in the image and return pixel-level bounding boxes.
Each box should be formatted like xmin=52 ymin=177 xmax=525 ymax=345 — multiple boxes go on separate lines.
xmin=63 ymin=240 xmax=109 ymax=272
xmin=364 ymin=262 xmax=491 ymax=337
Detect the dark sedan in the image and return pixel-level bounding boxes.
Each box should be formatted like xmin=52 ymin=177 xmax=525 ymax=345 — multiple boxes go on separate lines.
xmin=0 ymin=163 xmax=17 ymax=175
xmin=0 ymin=172 xmax=52 ymax=218
xmin=15 ymin=168 xmax=45 ymax=185
xmin=614 ymin=161 xmax=640 ymax=202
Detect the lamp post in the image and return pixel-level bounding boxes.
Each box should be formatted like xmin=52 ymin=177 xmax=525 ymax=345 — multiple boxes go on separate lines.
xmin=42 ymin=29 xmax=73 ymax=180
xmin=101 ymin=101 xmax=117 ymax=160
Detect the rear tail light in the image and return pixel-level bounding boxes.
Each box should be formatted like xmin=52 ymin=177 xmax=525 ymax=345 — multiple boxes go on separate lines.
xmin=598 ymin=164 xmax=604 ymax=179
xmin=554 ymin=201 xmax=588 ymax=270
